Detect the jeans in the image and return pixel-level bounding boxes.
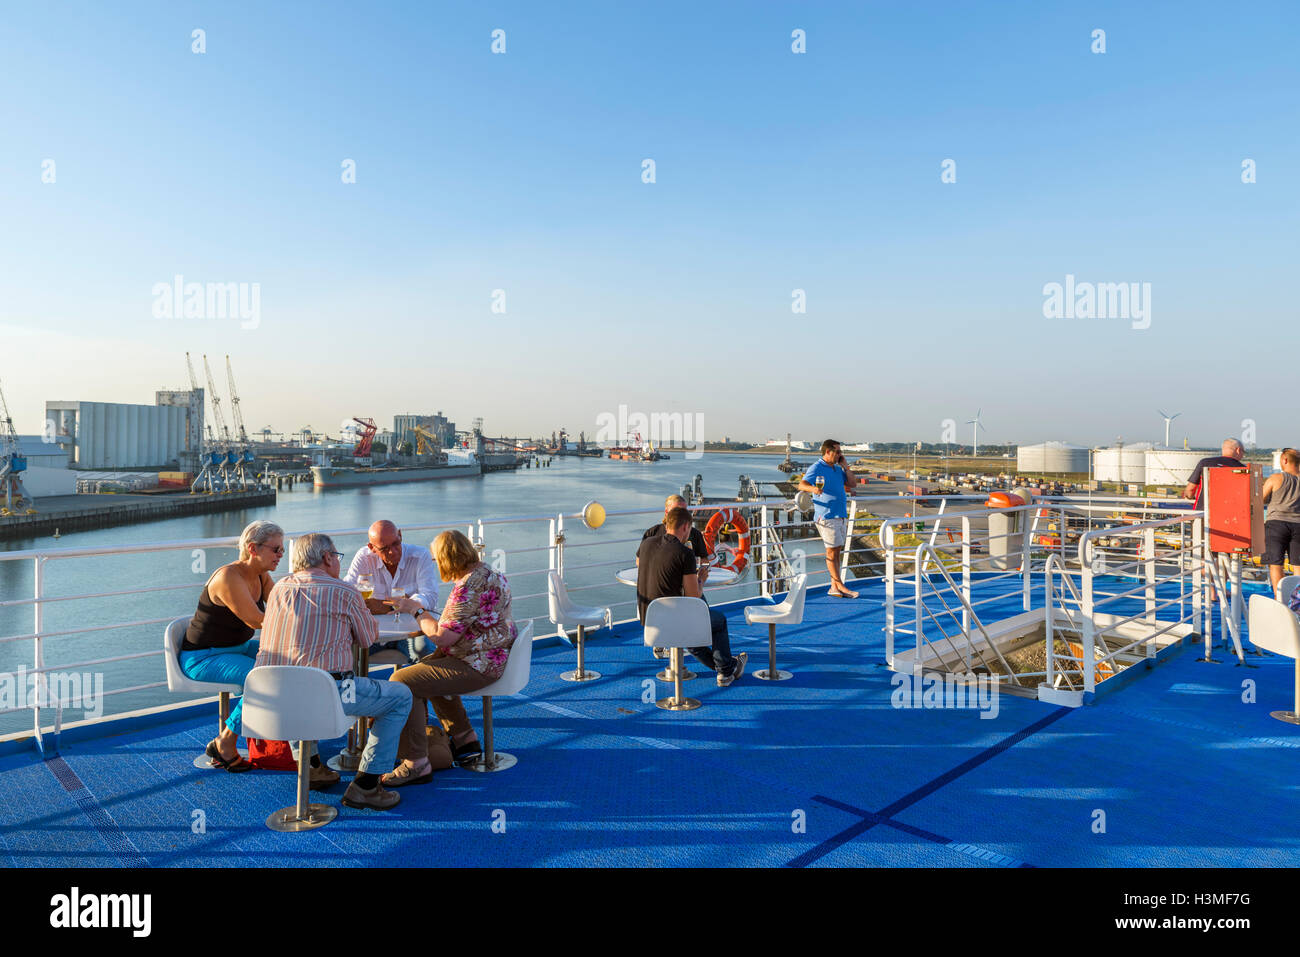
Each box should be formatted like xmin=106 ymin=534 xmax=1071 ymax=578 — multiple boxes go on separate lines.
xmin=178 ymin=638 xmax=259 ymax=735
xmin=291 ymin=676 xmax=412 ymax=775
xmin=689 ymin=607 xmax=737 ymax=676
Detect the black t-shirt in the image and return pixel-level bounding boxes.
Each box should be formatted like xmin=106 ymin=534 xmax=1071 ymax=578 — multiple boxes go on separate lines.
xmin=1188 ymin=456 xmax=1244 ymax=508
xmin=635 ymin=533 xmax=698 ymax=623
xmin=642 ymin=522 xmax=710 ymax=561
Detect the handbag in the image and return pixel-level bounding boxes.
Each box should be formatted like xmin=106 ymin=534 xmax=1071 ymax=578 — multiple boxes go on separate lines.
xmin=246 ymin=737 xmax=298 ymax=771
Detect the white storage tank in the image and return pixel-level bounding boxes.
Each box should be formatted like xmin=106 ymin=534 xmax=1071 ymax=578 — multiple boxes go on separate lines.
xmin=1144 ymin=448 xmax=1210 ymax=487
xmin=1016 ymin=442 xmax=1090 ymax=474
xmin=1093 ymin=443 xmax=1153 ymax=484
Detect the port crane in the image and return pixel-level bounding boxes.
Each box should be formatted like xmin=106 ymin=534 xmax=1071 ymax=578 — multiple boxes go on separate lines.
xmin=0 ymin=377 xmax=34 ymax=514
xmin=225 ymin=356 xmax=259 ymax=489
xmin=352 ymin=418 xmax=378 ymax=460
xmin=202 ymin=355 xmax=236 ymax=493
xmin=186 ymin=353 xmax=222 ymax=494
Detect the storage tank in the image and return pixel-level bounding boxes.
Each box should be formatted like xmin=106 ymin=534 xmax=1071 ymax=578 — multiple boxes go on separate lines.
xmin=1144 ymin=448 xmax=1209 ymax=487
xmin=1016 ymin=442 xmax=1089 ymax=475
xmin=1093 ymin=443 xmax=1152 ymax=484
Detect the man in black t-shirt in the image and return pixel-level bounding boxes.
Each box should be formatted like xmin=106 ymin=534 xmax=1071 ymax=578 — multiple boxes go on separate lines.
xmin=635 ymin=507 xmax=745 ymax=687
xmin=1183 ymin=438 xmax=1246 ymax=510
xmin=641 ymin=494 xmax=712 ymax=580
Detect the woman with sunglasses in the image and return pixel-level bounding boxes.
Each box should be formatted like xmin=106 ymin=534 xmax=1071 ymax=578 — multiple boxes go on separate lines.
xmin=178 ymin=520 xmax=283 ymax=772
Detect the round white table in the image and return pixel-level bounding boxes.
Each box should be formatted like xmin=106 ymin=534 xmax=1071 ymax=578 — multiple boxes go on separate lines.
xmin=614 ymin=566 xmax=739 ymax=587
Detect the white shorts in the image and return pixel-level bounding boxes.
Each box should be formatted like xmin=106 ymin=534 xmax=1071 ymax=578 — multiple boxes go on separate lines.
xmin=816 ymin=518 xmax=847 ymax=549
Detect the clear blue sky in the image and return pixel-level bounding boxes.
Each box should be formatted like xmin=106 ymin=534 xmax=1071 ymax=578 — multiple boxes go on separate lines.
xmin=1 ymin=0 xmax=1296 ymax=449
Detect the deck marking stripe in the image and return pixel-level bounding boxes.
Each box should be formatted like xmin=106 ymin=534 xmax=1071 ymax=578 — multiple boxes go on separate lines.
xmin=787 ymin=706 xmax=1071 ymax=867
xmin=46 ymin=756 xmax=150 ymax=868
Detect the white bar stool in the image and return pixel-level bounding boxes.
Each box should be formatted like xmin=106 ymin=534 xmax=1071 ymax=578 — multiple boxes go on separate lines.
xmin=240 ymin=665 xmax=353 ymax=831
xmin=743 ymin=573 xmax=807 ymax=681
xmin=162 ymin=616 xmax=245 ymax=769
xmin=464 ymin=621 xmax=534 ymax=772
xmin=1247 ymin=595 xmax=1300 ymax=725
xmin=548 ymin=571 xmax=609 ymax=682
xmin=644 ymin=597 xmax=712 ymax=711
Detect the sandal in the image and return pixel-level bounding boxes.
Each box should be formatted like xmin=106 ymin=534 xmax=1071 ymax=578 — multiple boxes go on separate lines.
xmin=205 ymin=738 xmax=253 ymax=773
xmin=381 ymin=760 xmax=433 ymax=787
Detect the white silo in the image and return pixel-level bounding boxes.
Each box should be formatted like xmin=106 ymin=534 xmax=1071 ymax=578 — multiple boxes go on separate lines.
xmin=1093 ymin=443 xmax=1153 ymax=484
xmin=1145 ymin=448 xmax=1210 ymax=487
xmin=1017 ymin=442 xmax=1089 ymax=474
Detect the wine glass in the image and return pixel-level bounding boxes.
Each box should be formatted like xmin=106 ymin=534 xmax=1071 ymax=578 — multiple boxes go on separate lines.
xmin=815 ymin=475 xmax=825 ymax=493
xmin=357 ymin=574 xmax=373 ymax=601
xmin=390 ymin=585 xmax=405 ymax=623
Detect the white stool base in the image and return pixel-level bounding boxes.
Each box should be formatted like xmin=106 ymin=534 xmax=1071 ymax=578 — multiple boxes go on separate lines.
xmin=657 ymin=667 xmax=696 ymax=681
xmin=327 ymin=750 xmax=362 ymax=772
xmin=266 ymin=804 xmax=337 ymax=832
xmin=465 ymin=752 xmax=517 ymax=772
xmin=754 ymin=668 xmax=793 ymax=681
xmin=560 ymin=669 xmax=601 ymax=682
xmin=193 ymin=753 xmax=219 ymax=769
xmin=656 ymin=696 xmax=701 ymax=711
xmin=1270 ymin=710 xmax=1300 ymax=725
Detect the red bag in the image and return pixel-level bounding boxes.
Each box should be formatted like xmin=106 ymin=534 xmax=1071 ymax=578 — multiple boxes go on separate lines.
xmin=246 ymin=738 xmax=298 ymax=771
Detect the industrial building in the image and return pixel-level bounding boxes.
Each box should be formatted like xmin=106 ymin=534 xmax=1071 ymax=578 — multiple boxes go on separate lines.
xmin=1016 ymin=442 xmax=1090 ymax=474
xmin=45 ymin=390 xmax=203 ymax=470
xmin=393 ymin=412 xmax=456 ymax=451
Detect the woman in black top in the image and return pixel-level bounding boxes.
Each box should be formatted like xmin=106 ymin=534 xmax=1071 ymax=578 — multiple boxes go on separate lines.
xmin=178 ymin=520 xmax=282 ymax=771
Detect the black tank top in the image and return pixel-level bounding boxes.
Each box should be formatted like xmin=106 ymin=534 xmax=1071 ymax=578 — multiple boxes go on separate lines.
xmin=182 ymin=572 xmax=267 ymax=651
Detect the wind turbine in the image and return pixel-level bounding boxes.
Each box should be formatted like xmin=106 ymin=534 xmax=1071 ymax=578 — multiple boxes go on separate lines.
xmin=966 ymin=409 xmax=985 ymax=457
xmin=1158 ymin=409 xmax=1181 ymax=448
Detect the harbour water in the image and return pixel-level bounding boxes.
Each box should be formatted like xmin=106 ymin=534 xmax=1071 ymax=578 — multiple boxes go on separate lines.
xmin=0 ymin=453 xmax=801 ymax=735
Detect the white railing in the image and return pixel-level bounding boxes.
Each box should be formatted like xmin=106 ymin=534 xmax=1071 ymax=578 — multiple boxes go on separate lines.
xmin=881 ymin=496 xmax=1208 ymax=699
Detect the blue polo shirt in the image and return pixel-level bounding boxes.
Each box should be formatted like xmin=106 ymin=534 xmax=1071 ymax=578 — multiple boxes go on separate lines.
xmin=803 ymin=459 xmax=848 ymax=521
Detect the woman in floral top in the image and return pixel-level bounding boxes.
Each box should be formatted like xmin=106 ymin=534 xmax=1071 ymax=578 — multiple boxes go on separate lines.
xmin=383 ymin=529 xmax=517 ymax=787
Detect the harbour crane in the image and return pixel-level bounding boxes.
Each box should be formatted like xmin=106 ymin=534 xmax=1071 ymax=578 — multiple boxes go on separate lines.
xmin=0 ymin=377 xmax=33 ymax=514
xmin=352 ymin=418 xmax=378 ymax=460
xmin=225 ymin=356 xmax=258 ymax=489
xmin=202 ymin=355 xmax=235 ymax=492
xmin=186 ymin=353 xmax=222 ymax=494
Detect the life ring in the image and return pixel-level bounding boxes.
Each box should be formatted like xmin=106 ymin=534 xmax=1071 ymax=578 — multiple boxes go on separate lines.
xmin=1065 ymin=640 xmax=1114 ymax=683
xmin=703 ymin=508 xmax=750 ymax=576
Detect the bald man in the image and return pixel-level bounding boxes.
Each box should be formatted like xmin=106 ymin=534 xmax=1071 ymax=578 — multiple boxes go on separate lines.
xmin=1183 ymin=438 xmax=1246 ymax=511
xmin=344 ymin=520 xmax=441 ymax=659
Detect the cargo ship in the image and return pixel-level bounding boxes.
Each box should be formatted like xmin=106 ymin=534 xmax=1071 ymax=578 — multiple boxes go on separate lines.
xmin=311 ymin=461 xmax=481 ymax=487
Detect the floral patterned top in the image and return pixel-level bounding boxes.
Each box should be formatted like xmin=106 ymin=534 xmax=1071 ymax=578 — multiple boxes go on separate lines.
xmin=436 ymin=562 xmax=516 ymax=680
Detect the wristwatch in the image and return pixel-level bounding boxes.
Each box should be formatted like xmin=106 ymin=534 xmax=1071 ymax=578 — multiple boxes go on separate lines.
xmin=412 ymin=607 xmax=428 ymax=621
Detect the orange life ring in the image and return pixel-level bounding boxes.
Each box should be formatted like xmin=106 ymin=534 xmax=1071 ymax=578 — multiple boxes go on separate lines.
xmin=703 ymin=508 xmax=750 ymax=576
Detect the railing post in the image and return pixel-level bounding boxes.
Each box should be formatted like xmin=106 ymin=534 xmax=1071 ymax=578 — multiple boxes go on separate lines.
xmin=760 ymin=505 xmax=770 ymax=599
xmin=1021 ymin=505 xmax=1032 ymax=611
xmin=1045 ymin=559 xmax=1055 ymax=689
xmin=555 ymin=513 xmax=565 ymax=579
xmin=1144 ymin=527 xmax=1157 ymax=655
xmin=841 ymin=499 xmax=856 ymax=583
xmin=961 ymin=516 xmax=971 ymax=639
xmin=1192 ymin=516 xmax=1204 ymax=637
xmin=914 ymin=545 xmax=924 ymax=665
xmin=1081 ymin=537 xmax=1096 ymax=695
xmin=884 ymin=522 xmax=895 ymax=666
xmin=33 ymin=556 xmax=47 ymax=754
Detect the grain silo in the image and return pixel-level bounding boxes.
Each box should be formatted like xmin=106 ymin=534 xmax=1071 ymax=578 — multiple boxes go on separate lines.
xmin=1017 ymin=442 xmax=1090 ymax=474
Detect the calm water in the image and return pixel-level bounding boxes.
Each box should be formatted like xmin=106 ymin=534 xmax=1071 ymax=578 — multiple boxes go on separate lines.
xmin=0 ymin=453 xmax=795 ymax=734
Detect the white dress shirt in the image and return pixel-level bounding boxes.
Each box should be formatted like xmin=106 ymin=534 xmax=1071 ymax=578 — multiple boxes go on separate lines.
xmin=344 ymin=542 xmax=441 ymax=612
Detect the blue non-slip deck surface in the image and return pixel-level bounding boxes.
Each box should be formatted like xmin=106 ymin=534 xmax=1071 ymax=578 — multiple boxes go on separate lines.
xmin=1 ymin=579 xmax=1295 ymax=868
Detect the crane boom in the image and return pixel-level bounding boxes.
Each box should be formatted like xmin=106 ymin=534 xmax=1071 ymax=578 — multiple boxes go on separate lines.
xmin=202 ymin=354 xmax=231 ymax=445
xmin=225 ymin=355 xmax=248 ymax=444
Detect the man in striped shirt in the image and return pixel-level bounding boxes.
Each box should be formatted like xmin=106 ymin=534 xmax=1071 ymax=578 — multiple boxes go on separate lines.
xmin=256 ymin=533 xmax=412 ymax=811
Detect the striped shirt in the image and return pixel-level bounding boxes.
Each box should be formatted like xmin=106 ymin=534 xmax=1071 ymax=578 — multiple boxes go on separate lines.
xmin=255 ymin=569 xmax=379 ymax=673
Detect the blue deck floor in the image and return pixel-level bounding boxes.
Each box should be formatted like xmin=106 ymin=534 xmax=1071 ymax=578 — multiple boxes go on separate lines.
xmin=1 ymin=578 xmax=1295 ymax=868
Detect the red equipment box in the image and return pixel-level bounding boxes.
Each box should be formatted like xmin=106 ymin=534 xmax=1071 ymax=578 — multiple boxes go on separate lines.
xmin=1204 ymin=465 xmax=1264 ymax=554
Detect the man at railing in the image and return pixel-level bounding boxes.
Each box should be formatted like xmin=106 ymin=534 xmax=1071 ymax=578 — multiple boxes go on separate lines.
xmin=256 ymin=533 xmax=413 ymax=812
xmin=1183 ymin=438 xmax=1244 ymax=510
xmin=1263 ymin=449 xmax=1300 ymax=599
xmin=797 ymin=439 xmax=859 ymax=598
xmin=343 ymin=520 xmax=441 ymax=662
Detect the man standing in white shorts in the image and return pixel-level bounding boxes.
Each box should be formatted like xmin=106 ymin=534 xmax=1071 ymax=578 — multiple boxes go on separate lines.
xmin=798 ymin=439 xmax=859 ymax=598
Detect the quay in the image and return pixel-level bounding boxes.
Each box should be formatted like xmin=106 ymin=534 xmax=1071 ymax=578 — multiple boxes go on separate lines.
xmin=0 ymin=488 xmax=276 ymax=541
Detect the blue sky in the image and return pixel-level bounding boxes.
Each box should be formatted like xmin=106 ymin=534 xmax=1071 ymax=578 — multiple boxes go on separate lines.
xmin=1 ymin=0 xmax=1296 ymax=448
